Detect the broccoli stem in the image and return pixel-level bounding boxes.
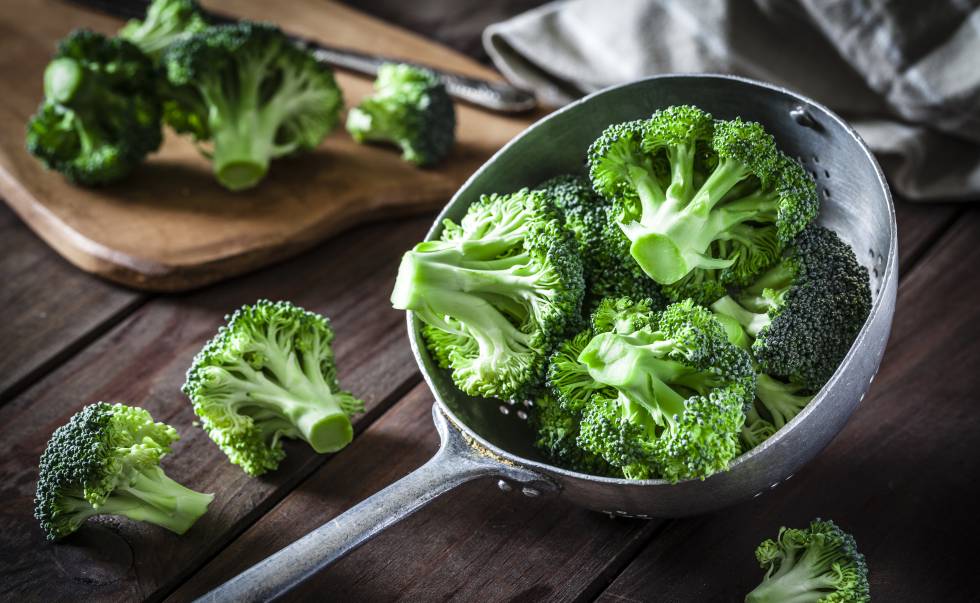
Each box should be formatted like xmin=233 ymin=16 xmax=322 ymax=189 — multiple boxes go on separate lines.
xmin=98 ymin=466 xmax=212 ymax=535
xmin=392 ymin=249 xmax=533 ymax=360
xmin=711 ymin=295 xmax=771 ymax=337
xmin=210 ymin=344 xmax=356 ymax=454
xmin=756 ymin=374 xmax=813 ymax=428
xmin=745 ymin=538 xmax=844 ymax=603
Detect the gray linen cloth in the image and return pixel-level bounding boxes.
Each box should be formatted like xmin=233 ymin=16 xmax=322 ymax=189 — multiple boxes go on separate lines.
xmin=484 ymin=0 xmax=980 ymax=200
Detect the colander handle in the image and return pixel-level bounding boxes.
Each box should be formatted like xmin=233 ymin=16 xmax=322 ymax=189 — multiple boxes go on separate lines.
xmin=196 ymin=402 xmax=553 ymax=603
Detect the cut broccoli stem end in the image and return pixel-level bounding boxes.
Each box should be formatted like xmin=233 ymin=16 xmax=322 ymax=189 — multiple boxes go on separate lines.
xmin=44 ymin=58 xmax=84 ymax=105
xmin=104 ymin=466 xmax=213 ymax=535
xmin=745 ymin=551 xmax=844 ymax=603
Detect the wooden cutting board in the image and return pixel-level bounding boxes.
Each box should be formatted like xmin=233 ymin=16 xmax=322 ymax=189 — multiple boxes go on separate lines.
xmin=0 ymin=0 xmax=539 ymax=291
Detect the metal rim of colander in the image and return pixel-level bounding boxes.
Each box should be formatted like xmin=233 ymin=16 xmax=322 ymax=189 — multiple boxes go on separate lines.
xmin=408 ymin=72 xmax=897 ymax=487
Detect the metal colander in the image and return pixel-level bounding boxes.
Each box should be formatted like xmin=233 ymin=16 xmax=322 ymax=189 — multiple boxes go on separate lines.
xmin=201 ymin=74 xmax=897 ymax=602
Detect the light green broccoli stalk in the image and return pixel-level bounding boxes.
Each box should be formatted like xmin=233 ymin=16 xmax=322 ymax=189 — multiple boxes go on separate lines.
xmin=746 ymin=519 xmax=870 ymax=602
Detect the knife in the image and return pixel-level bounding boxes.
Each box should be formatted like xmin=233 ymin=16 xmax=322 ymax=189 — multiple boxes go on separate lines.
xmin=66 ymin=0 xmax=538 ymax=113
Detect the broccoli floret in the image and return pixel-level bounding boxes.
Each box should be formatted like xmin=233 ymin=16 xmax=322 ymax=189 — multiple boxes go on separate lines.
xmin=119 ymin=0 xmax=207 ymax=58
xmin=25 ymin=30 xmax=162 ymax=185
xmin=536 ymin=174 xmax=604 ymax=258
xmin=391 ymin=189 xmax=585 ymax=400
xmin=570 ymin=299 xmax=755 ymax=481
xmin=34 ymin=403 xmax=212 ymax=541
xmin=346 ymin=63 xmax=455 ymax=167
xmin=532 ymin=392 xmax=615 ymax=476
xmin=711 ymin=225 xmax=871 ymax=391
xmin=746 ymin=519 xmax=870 ymax=603
xmin=183 ymin=300 xmax=363 ymax=476
xmin=587 ymin=106 xmax=818 ymax=303
xmin=161 ymin=22 xmax=344 ymax=190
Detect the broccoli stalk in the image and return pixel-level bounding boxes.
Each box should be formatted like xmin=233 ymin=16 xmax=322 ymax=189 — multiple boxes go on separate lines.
xmin=183 ymin=300 xmax=364 ymax=476
xmin=588 ymin=106 xmax=818 ymax=303
xmin=119 ymin=0 xmax=207 ymax=58
xmin=34 ymin=403 xmax=212 ymax=541
xmin=162 ymin=23 xmax=343 ymax=190
xmin=347 ymin=63 xmax=456 ymax=167
xmin=746 ymin=519 xmax=870 ymax=603
xmin=392 ymin=189 xmax=584 ymax=400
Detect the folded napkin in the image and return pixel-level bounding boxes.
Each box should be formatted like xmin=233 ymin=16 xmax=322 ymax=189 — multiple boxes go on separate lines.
xmin=484 ymin=0 xmax=980 ymax=201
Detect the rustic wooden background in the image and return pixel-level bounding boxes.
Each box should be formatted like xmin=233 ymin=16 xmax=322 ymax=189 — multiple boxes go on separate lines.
xmin=1 ymin=1 xmax=977 ymax=601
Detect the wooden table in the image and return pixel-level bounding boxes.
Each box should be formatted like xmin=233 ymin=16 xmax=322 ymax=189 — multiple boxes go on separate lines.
xmin=2 ymin=15 xmax=977 ymax=603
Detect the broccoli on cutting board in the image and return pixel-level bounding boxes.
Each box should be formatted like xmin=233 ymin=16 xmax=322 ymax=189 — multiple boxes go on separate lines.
xmin=161 ymin=22 xmax=344 ymax=191
xmin=26 ymin=30 xmax=163 ymax=186
xmin=346 ymin=63 xmax=456 ymax=167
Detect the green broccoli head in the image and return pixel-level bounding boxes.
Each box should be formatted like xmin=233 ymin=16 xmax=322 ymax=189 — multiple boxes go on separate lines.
xmin=183 ymin=300 xmax=364 ymax=476
xmin=34 ymin=402 xmax=212 ymax=541
xmin=574 ymin=299 xmax=755 ymax=481
xmin=26 ymin=30 xmax=162 ymax=185
xmin=161 ymin=22 xmax=344 ymax=190
xmin=746 ymin=519 xmax=870 ymax=603
xmin=587 ymin=105 xmax=819 ymax=303
xmin=711 ymin=224 xmax=871 ymax=390
xmin=392 ymin=188 xmax=585 ymax=400
xmin=118 ymin=0 xmax=208 ymax=58
xmin=740 ymin=402 xmax=776 ymax=452
xmin=346 ymin=63 xmax=455 ymax=167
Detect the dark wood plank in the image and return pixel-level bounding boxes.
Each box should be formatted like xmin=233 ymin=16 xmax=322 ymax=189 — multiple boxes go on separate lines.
xmin=596 ymin=210 xmax=980 ymax=603
xmin=0 ymin=203 xmax=143 ymax=403
xmin=892 ymin=199 xmax=961 ymax=274
xmin=0 ymin=215 xmax=429 ymax=602
xmin=169 ymin=382 xmax=658 ymax=603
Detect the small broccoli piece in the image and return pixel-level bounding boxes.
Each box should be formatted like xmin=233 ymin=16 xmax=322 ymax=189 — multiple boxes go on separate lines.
xmin=532 ymin=392 xmax=615 ymax=476
xmin=756 ymin=374 xmax=814 ymax=430
xmin=34 ymin=403 xmax=212 ymax=541
xmin=711 ymin=225 xmax=871 ymax=390
xmin=161 ymin=23 xmax=344 ymax=190
xmin=537 ymin=174 xmax=605 ymax=258
xmin=183 ymin=300 xmax=363 ymax=476
xmin=587 ymin=106 xmax=818 ymax=303
xmin=119 ymin=0 xmax=207 ymax=58
xmin=346 ymin=63 xmax=455 ymax=167
xmin=746 ymin=519 xmax=870 ymax=603
xmin=570 ymin=299 xmax=755 ymax=481
xmin=26 ymin=30 xmax=162 ymax=185
xmin=392 ymin=189 xmax=585 ymax=400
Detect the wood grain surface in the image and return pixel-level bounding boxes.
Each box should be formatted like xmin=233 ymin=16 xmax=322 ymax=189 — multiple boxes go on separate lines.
xmin=0 ymin=0 xmax=537 ymax=292
xmin=0 ymin=216 xmax=427 ymax=601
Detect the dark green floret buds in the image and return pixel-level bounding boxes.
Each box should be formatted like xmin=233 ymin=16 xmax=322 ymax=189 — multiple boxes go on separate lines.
xmin=34 ymin=402 xmax=212 ymax=541
xmin=183 ymin=300 xmax=364 ymax=476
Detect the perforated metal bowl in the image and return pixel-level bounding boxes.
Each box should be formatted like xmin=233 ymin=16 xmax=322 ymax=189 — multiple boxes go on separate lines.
xmin=201 ymin=74 xmax=897 ymax=602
